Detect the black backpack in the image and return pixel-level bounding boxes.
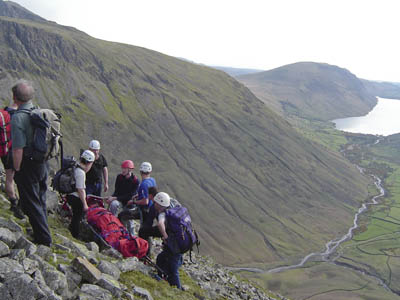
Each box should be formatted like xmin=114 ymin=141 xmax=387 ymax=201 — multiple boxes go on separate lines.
xmin=52 ymin=156 xmax=79 ymax=194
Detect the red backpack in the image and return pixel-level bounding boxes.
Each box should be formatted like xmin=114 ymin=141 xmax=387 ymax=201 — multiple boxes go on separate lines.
xmin=0 ymin=109 xmax=11 ymax=157
xmin=87 ymin=206 xmax=148 ymax=258
xmin=87 ymin=207 xmax=128 ymax=247
xmin=117 ymin=236 xmax=148 ymax=259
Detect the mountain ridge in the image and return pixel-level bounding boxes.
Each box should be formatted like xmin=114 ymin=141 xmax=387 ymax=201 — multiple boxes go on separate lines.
xmin=237 ymin=62 xmax=377 ymax=121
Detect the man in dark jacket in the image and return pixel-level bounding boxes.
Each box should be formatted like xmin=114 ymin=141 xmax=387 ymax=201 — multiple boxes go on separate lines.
xmin=85 ymin=140 xmax=108 ymax=196
xmin=11 ymin=79 xmax=51 ymax=246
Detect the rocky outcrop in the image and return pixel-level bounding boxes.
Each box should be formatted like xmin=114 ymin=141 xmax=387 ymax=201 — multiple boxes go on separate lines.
xmin=0 ymin=191 xmax=285 ymax=300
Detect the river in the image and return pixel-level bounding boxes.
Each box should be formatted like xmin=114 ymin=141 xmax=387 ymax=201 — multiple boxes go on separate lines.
xmin=333 ymin=97 xmax=400 ymax=136
xmin=231 ymin=167 xmax=386 ymax=275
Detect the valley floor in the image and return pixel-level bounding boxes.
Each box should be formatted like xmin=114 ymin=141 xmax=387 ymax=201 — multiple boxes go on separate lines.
xmin=236 ymin=126 xmax=400 ymax=300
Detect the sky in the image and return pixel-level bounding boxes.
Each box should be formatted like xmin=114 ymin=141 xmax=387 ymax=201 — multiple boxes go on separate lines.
xmin=7 ymin=0 xmax=400 ymax=82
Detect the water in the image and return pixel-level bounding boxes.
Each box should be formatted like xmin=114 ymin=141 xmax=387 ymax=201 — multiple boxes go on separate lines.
xmin=333 ymin=97 xmax=400 ymax=136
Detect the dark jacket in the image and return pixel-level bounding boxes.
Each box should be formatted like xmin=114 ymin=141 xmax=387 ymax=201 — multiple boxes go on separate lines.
xmin=112 ymin=173 xmax=140 ymax=206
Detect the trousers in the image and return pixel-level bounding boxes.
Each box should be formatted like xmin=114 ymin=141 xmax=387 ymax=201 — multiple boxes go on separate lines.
xmin=14 ymin=159 xmax=51 ymax=246
xmin=156 ymin=247 xmax=183 ymax=289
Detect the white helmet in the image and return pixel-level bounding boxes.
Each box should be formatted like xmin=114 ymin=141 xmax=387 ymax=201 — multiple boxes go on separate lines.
xmin=154 ymin=192 xmax=170 ymax=207
xmin=89 ymin=140 xmax=100 ymax=150
xmin=139 ymin=162 xmax=152 ymax=173
xmin=81 ymin=150 xmax=95 ymax=162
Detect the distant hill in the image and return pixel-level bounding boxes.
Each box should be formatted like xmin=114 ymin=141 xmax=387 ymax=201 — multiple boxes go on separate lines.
xmin=0 ymin=1 xmax=370 ymax=266
xmin=237 ymin=62 xmax=377 ymax=121
xmin=212 ymin=66 xmax=264 ymax=77
xmin=361 ymin=79 xmax=400 ymax=100
xmin=0 ymin=0 xmax=45 ymax=22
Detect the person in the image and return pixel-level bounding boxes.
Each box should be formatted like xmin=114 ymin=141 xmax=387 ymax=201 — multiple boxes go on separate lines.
xmin=85 ymin=140 xmax=108 ymax=196
xmin=66 ymin=150 xmax=95 ymax=238
xmin=106 ymin=160 xmax=140 ymax=234
xmin=1 ymin=97 xmax=24 ymax=219
xmin=138 ymin=186 xmax=162 ymax=255
xmin=128 ymin=162 xmax=156 ymax=226
xmin=154 ymin=192 xmax=183 ymax=290
xmin=139 ymin=187 xmax=181 ymax=256
xmin=11 ymin=79 xmax=52 ymax=246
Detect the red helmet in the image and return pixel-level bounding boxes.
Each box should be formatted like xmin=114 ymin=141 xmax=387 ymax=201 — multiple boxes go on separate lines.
xmin=121 ymin=160 xmax=134 ymax=169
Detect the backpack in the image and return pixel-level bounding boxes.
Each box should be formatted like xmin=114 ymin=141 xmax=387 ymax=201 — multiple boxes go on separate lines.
xmin=117 ymin=236 xmax=148 ymax=259
xmin=0 ymin=109 xmax=11 ymax=157
xmin=19 ymin=108 xmax=62 ymax=162
xmin=52 ymin=156 xmax=79 ymax=194
xmin=87 ymin=206 xmax=148 ymax=258
xmin=165 ymin=206 xmax=199 ymax=255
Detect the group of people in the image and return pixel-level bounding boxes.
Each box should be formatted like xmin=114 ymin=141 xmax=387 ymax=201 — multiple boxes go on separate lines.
xmin=67 ymin=142 xmax=184 ymax=289
xmin=1 ymin=79 xmax=185 ymax=290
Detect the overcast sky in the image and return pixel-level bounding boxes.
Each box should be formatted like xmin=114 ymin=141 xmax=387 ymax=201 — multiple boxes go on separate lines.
xmin=8 ymin=0 xmax=400 ymax=82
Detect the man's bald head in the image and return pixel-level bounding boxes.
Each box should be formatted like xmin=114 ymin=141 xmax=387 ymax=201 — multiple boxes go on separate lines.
xmin=12 ymin=79 xmax=35 ymax=102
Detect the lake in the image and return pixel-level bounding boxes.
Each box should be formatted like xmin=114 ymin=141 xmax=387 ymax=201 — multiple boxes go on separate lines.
xmin=332 ymin=97 xmax=400 ymax=136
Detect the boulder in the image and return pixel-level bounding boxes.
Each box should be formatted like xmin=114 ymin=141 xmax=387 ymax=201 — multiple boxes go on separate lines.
xmin=79 ymin=284 xmax=113 ymax=300
xmin=0 ymin=240 xmax=10 ymax=257
xmin=72 ymin=257 xmax=102 ymax=283
xmin=14 ymin=236 xmax=37 ymax=256
xmin=97 ymin=260 xmax=121 ymax=279
xmin=97 ymin=273 xmax=123 ymax=298
xmin=0 ymin=257 xmax=24 ymax=281
xmin=0 ymin=228 xmax=17 ymax=248
xmin=0 ymin=273 xmax=46 ymax=300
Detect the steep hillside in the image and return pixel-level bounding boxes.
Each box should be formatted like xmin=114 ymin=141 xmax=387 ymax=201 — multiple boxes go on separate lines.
xmin=0 ymin=2 xmax=370 ymax=266
xmin=361 ymin=79 xmax=400 ymax=100
xmin=237 ymin=62 xmax=377 ymax=121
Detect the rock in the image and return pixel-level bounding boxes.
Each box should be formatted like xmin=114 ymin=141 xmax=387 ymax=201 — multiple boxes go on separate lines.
xmin=21 ymin=257 xmax=39 ymax=275
xmin=14 ymin=236 xmax=37 ymax=256
xmin=46 ymin=189 xmax=59 ymax=214
xmin=35 ymin=244 xmax=53 ymax=258
xmin=39 ymin=260 xmax=69 ymax=297
xmin=0 ymin=273 xmax=46 ymax=300
xmin=32 ymin=269 xmax=64 ymax=300
xmin=0 ymin=257 xmax=24 ymax=281
xmin=97 ymin=273 xmax=123 ymax=298
xmin=72 ymin=256 xmax=102 ymax=283
xmin=8 ymin=248 xmax=26 ymax=261
xmin=0 ymin=240 xmax=10 ymax=257
xmin=0 ymin=228 xmax=17 ymax=247
xmin=116 ymin=257 xmax=140 ymax=272
xmin=86 ymin=241 xmax=99 ymax=252
xmin=54 ymin=243 xmax=72 ymax=253
xmin=0 ymin=217 xmax=23 ymax=232
xmin=79 ymin=283 xmax=113 ymax=300
xmin=57 ymin=264 xmax=82 ymax=294
xmin=101 ymin=247 xmax=123 ymax=259
xmin=97 ymin=260 xmax=121 ymax=279
xmin=133 ymin=286 xmax=154 ymax=300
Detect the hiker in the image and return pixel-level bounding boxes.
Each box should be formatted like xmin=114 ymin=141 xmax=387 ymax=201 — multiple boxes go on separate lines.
xmin=127 ymin=162 xmax=156 ymax=226
xmin=138 ymin=186 xmax=162 ymax=255
xmin=139 ymin=187 xmax=181 ymax=256
xmin=154 ymin=192 xmax=184 ymax=289
xmin=106 ymin=160 xmax=140 ymax=234
xmin=11 ymin=79 xmax=52 ymax=246
xmin=85 ymin=140 xmax=108 ymax=196
xmin=1 ymin=95 xmax=24 ymax=219
xmin=66 ymin=150 xmax=95 ymax=238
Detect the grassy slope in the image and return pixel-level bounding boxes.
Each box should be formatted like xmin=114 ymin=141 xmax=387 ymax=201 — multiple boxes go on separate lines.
xmin=0 ymin=17 xmax=370 ymax=266
xmin=240 ymin=128 xmax=400 ymax=299
xmin=237 ymin=62 xmax=377 ymax=121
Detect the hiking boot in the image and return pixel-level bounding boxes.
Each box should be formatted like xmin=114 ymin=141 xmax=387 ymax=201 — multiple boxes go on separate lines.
xmin=10 ymin=205 xmax=25 ymax=219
